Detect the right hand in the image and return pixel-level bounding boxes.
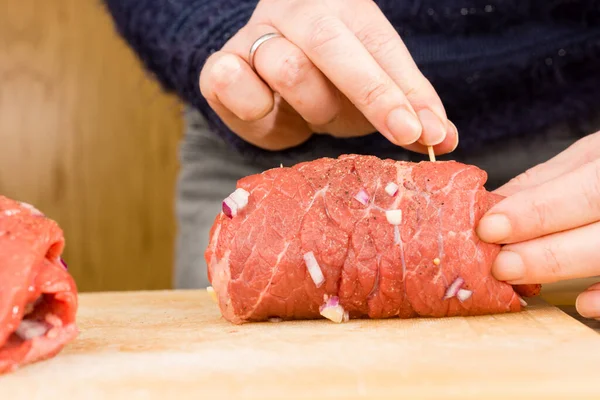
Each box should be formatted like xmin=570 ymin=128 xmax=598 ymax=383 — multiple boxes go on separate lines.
xmin=199 ymin=0 xmax=459 ymax=153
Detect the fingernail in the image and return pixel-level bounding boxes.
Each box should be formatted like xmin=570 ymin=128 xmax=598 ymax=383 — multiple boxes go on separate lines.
xmin=477 ymin=214 xmax=512 ymax=243
xmin=417 ymin=109 xmax=446 ymax=146
xmin=386 ymin=108 xmax=422 ymax=145
xmin=492 ymin=250 xmax=525 ymax=282
xmin=449 ymin=121 xmax=460 ymax=152
xmin=576 ymin=291 xmax=600 ymax=319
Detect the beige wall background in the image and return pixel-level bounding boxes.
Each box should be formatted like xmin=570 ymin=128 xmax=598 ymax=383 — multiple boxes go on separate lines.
xmin=1 ymin=0 xmax=183 ymax=292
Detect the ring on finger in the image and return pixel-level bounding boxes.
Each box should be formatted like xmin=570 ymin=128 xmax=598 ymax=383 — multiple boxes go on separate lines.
xmin=248 ymin=32 xmax=283 ymax=71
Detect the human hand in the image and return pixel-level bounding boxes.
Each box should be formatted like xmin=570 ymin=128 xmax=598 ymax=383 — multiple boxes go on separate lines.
xmin=476 ymin=132 xmax=600 ymax=318
xmin=199 ymin=0 xmax=458 ymax=153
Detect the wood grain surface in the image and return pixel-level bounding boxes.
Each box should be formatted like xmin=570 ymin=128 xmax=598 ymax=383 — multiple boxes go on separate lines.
xmin=1 ymin=290 xmax=599 ymax=399
xmin=0 ymin=0 xmax=183 ymax=291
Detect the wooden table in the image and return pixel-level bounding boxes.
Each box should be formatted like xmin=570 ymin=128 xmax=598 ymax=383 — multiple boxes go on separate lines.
xmin=1 ymin=290 xmax=600 ymax=399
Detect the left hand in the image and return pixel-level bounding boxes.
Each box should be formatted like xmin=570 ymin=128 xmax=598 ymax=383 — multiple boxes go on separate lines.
xmin=476 ymin=132 xmax=600 ymax=319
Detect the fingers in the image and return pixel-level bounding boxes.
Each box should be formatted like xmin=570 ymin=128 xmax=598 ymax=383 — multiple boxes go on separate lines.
xmin=270 ymin=5 xmax=423 ymax=146
xmin=495 ymin=132 xmax=600 ymax=197
xmin=477 ymin=159 xmax=600 ymax=244
xmin=402 ymin=121 xmax=459 ymax=156
xmin=239 ymin=27 xmax=341 ymax=126
xmin=577 ymin=283 xmax=600 ymax=319
xmin=491 ymin=220 xmax=600 ymax=285
xmin=200 ymin=51 xmax=274 ymax=122
xmin=200 ymin=49 xmax=312 ymax=150
xmin=346 ymin=1 xmax=450 ymax=147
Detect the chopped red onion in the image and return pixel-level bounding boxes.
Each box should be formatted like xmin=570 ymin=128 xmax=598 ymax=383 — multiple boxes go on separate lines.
xmin=384 ymin=182 xmax=399 ymax=196
xmin=443 ymin=277 xmax=465 ymax=300
xmin=222 ymin=188 xmax=250 ymax=218
xmin=386 ymin=209 xmax=403 ymax=225
xmin=456 ymin=289 xmax=473 ymax=302
xmin=319 ymin=296 xmax=339 ymax=312
xmin=229 ymin=188 xmax=249 ymax=209
xmin=303 ymin=251 xmax=325 ymax=287
xmin=319 ymin=296 xmax=346 ymax=323
xmin=354 ymin=189 xmax=369 ymax=205
xmin=222 ymin=198 xmax=237 ymax=218
xmin=15 ymin=320 xmax=50 ymax=341
xmin=59 ymin=257 xmax=68 ymax=270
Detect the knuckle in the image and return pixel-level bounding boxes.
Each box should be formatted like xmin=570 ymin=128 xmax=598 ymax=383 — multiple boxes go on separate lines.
xmin=306 ymin=14 xmax=345 ymax=53
xmin=583 ymin=160 xmax=600 ymax=213
xmin=273 ymin=50 xmax=313 ymax=90
xmin=207 ymin=54 xmax=242 ymax=91
xmin=237 ymin=102 xmax=271 ymax=121
xmin=355 ymin=26 xmax=395 ymax=58
xmin=529 ymin=197 xmax=551 ymax=232
xmin=509 ymin=165 xmax=542 ymax=190
xmin=357 ymin=78 xmax=391 ymax=108
xmin=541 ymin=244 xmax=563 ymax=280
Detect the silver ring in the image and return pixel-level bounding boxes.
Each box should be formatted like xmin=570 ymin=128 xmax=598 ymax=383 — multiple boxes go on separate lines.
xmin=248 ymin=32 xmax=282 ymax=71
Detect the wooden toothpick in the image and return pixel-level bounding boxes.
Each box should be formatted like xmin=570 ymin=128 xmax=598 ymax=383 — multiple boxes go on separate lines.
xmin=428 ymin=146 xmax=436 ymax=162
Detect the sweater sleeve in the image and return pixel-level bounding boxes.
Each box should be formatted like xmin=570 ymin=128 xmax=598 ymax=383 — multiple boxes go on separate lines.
xmin=102 ymin=0 xmax=257 ymax=133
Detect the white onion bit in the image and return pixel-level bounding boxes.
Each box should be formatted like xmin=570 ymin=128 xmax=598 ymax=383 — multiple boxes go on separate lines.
xmin=519 ymin=296 xmax=528 ymax=307
xmin=206 ymin=286 xmax=218 ymax=303
xmin=386 ymin=209 xmax=403 ymax=225
xmin=456 ymin=289 xmax=473 ymax=302
xmin=229 ymin=188 xmax=249 ymax=209
xmin=15 ymin=320 xmax=49 ymax=341
xmin=222 ymin=188 xmax=250 ymax=218
xmin=443 ymin=277 xmax=465 ymax=299
xmin=319 ymin=296 xmax=346 ymax=323
xmin=303 ymin=251 xmax=325 ymax=288
xmin=393 ymin=225 xmax=401 ymax=245
xmin=354 ymin=189 xmax=370 ymax=205
xmin=384 ymin=182 xmax=399 ymax=196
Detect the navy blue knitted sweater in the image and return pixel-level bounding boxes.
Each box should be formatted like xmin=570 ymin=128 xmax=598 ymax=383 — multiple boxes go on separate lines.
xmin=102 ymin=0 xmax=600 ymax=163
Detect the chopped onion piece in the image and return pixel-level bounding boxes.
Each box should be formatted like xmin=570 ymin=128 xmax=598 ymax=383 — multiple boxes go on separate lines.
xmin=15 ymin=320 xmax=49 ymax=341
xmin=59 ymin=257 xmax=68 ymax=270
xmin=206 ymin=286 xmax=218 ymax=303
xmin=457 ymin=289 xmax=473 ymax=302
xmin=354 ymin=189 xmax=369 ymax=205
xmin=222 ymin=198 xmax=237 ymax=218
xmin=386 ymin=209 xmax=403 ymax=225
xmin=393 ymin=225 xmax=401 ymax=245
xmin=303 ymin=251 xmax=325 ymax=287
xmin=319 ymin=296 xmax=340 ymax=311
xmin=229 ymin=188 xmax=249 ymax=209
xmin=443 ymin=277 xmax=465 ymax=299
xmin=343 ymin=311 xmax=350 ymax=323
xmin=319 ymin=297 xmax=346 ymax=323
xmin=519 ymin=296 xmax=528 ymax=307
xmin=384 ymin=182 xmax=399 ymax=196
xmin=222 ymin=188 xmax=250 ymax=218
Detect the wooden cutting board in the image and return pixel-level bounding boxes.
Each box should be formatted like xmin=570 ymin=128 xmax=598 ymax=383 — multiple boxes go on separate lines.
xmin=1 ymin=290 xmax=599 ymax=399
